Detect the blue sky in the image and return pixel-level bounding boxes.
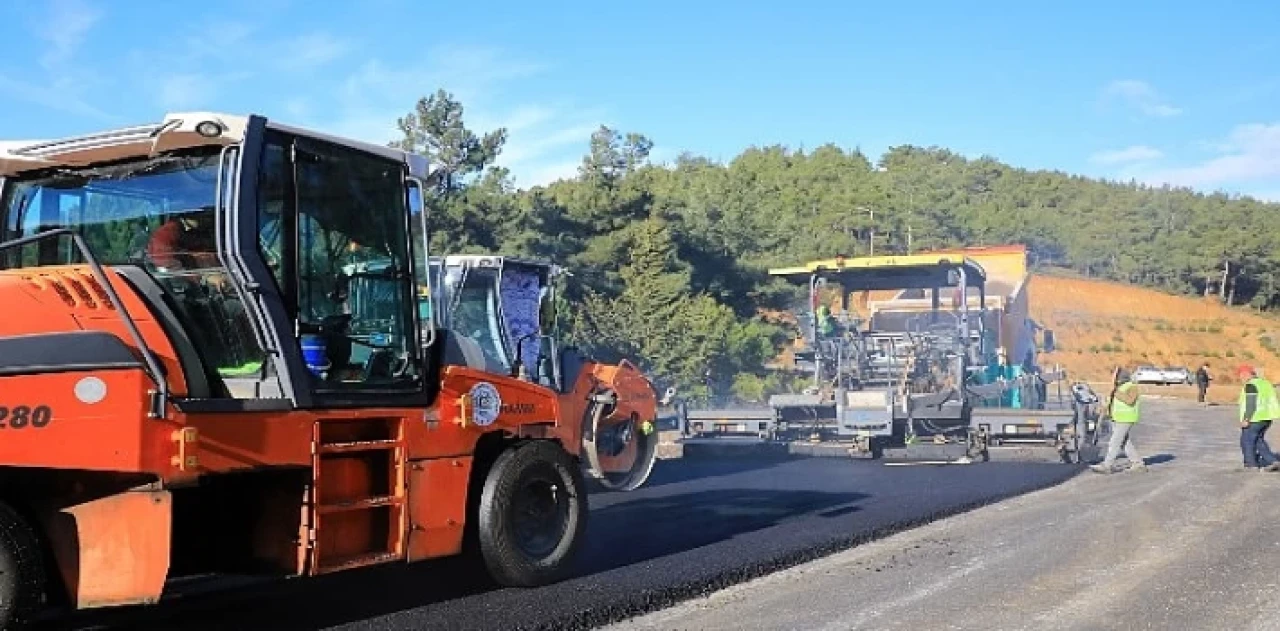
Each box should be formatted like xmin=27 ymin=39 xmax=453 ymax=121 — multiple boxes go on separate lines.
xmin=0 ymin=0 xmax=1277 ymax=199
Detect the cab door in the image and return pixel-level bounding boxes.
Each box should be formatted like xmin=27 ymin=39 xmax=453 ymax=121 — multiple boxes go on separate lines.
xmin=254 ymin=129 xmax=428 ymax=406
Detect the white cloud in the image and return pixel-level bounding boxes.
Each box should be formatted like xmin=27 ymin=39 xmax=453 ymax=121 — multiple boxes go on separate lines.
xmin=0 ymin=0 xmax=118 ymax=122
xmin=517 ymin=160 xmax=582 ymax=188
xmin=156 ymin=74 xmax=218 ymax=110
xmin=1089 ymin=145 xmax=1163 ymax=165
xmin=175 ymin=21 xmax=258 ymax=64
xmin=36 ymin=0 xmax=103 ymax=70
xmin=293 ymin=45 xmax=606 ymax=189
xmin=131 ymin=22 xmax=349 ymax=111
xmin=1102 ymin=80 xmax=1183 ymax=118
xmin=282 ymin=97 xmax=313 ymax=120
xmin=0 ymin=73 xmax=114 ymax=121
xmin=113 ymin=31 xmax=603 ymax=188
xmin=472 ymin=105 xmax=557 ymax=136
xmin=274 ymin=33 xmax=353 ymax=71
xmin=500 ymin=121 xmax=599 ymax=166
xmin=1139 ymin=122 xmax=1280 ymax=189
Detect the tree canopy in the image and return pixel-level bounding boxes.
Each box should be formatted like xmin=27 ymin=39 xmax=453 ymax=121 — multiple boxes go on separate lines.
xmin=397 ymin=91 xmax=1280 ymax=402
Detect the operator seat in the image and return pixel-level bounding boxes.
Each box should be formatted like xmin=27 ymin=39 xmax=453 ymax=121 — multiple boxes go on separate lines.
xmin=442 ymin=329 xmax=488 ymax=371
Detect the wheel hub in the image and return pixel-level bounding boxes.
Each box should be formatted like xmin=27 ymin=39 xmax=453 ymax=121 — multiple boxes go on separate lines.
xmin=511 ymin=477 xmax=568 ymax=559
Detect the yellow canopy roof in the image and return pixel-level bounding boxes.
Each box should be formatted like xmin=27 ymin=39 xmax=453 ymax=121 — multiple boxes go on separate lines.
xmin=768 ymin=254 xmax=986 ymax=291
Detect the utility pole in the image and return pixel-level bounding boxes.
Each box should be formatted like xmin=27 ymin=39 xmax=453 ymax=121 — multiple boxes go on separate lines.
xmin=907 ymin=191 xmax=914 ymax=254
xmin=856 ymin=206 xmax=875 ymax=256
xmin=869 ymin=207 xmax=875 ymax=256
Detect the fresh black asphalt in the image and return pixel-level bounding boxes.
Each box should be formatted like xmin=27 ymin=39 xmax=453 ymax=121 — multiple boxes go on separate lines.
xmin=48 ymin=454 xmax=1081 ymax=631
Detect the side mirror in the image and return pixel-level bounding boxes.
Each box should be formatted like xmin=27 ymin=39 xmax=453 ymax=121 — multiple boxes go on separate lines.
xmin=534 ymin=335 xmax=557 ymax=386
xmin=1043 ymin=329 xmax=1056 ymax=353
xmin=661 ymin=386 xmax=677 ymax=406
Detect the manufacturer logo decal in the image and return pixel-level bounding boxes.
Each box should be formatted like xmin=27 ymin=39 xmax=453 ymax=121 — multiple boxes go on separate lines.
xmin=501 ymin=402 xmax=535 ymax=415
xmin=470 ymin=382 xmax=501 ymax=427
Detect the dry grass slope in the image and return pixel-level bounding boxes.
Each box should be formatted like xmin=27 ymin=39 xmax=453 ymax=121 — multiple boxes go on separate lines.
xmin=1031 ymin=275 xmax=1280 ymax=401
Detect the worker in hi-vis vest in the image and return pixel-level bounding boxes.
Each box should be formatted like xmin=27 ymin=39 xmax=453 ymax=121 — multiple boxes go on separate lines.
xmin=1236 ymin=365 xmax=1280 ymax=472
xmin=1091 ymin=367 xmax=1149 ymax=474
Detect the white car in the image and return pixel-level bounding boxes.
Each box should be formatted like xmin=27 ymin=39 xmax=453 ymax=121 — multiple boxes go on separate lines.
xmin=1159 ymin=366 xmax=1193 ymax=385
xmin=1133 ymin=365 xmax=1190 ymax=385
xmin=1131 ymin=365 xmax=1166 ymax=385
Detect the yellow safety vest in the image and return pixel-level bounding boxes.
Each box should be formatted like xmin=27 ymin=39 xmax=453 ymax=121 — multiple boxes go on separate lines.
xmin=1239 ymin=378 xmax=1280 ymax=423
xmin=1110 ymin=382 xmax=1140 ymax=424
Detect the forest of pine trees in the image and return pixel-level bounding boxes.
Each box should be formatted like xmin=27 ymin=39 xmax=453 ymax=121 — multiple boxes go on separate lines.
xmin=393 ymin=90 xmax=1280 ymax=402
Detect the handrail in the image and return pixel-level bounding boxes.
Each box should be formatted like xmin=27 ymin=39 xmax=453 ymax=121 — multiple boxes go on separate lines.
xmin=0 ymin=228 xmax=170 ymax=417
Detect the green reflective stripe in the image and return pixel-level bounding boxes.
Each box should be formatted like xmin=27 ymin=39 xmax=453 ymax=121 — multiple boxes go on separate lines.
xmin=1239 ymin=378 xmax=1280 ymax=422
xmin=1111 ymin=382 xmax=1140 ymax=423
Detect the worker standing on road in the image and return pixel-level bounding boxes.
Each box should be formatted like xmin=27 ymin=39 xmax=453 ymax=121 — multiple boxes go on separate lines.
xmin=1236 ymin=365 xmax=1280 ymax=472
xmin=1091 ymin=367 xmax=1148 ymax=474
xmin=1196 ymin=363 xmax=1212 ymax=404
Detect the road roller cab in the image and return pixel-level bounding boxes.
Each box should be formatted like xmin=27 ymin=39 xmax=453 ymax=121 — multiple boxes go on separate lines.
xmin=0 ymin=112 xmax=634 ymax=628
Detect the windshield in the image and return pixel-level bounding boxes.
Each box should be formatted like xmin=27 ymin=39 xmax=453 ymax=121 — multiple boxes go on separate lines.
xmin=0 ymin=149 xmax=267 ymax=382
xmin=443 ymin=265 xmax=511 ymax=374
xmin=2 ymin=151 xmax=220 ymax=268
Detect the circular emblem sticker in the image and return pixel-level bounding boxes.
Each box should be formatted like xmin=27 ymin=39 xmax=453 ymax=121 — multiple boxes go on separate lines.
xmin=469 ymin=382 xmax=501 ymax=427
xmin=74 ymin=376 xmax=108 ymax=405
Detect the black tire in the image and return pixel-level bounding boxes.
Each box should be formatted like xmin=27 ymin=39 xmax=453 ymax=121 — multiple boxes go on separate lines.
xmin=1061 ymin=432 xmax=1082 ymax=464
xmin=868 ymin=439 xmax=884 ymax=460
xmin=0 ymin=502 xmax=46 ymax=630
xmin=476 ymin=441 xmax=588 ymax=588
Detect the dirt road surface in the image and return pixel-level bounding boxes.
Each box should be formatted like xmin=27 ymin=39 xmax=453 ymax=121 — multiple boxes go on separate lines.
xmin=608 ymin=396 xmax=1274 ymax=631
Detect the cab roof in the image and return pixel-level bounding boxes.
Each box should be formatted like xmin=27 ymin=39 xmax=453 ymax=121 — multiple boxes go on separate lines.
xmin=768 ymin=253 xmax=987 ymax=290
xmin=0 ymin=111 xmax=429 ymax=179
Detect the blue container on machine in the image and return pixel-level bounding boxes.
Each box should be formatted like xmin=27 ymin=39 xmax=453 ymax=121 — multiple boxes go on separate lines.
xmin=1006 ymin=365 xmax=1024 ymax=408
xmin=301 ymin=334 xmax=328 ymax=376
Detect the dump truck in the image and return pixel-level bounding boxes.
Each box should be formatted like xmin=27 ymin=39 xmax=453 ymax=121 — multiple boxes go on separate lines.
xmin=0 ymin=112 xmax=657 ymax=627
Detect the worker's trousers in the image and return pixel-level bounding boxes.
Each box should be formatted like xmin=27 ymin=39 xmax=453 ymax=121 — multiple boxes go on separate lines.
xmin=1102 ymin=422 xmax=1142 ymax=467
xmin=1240 ymin=421 xmax=1278 ymax=468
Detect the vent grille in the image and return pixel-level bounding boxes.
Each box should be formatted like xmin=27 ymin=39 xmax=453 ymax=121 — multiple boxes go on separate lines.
xmin=22 ymin=270 xmax=116 ymax=310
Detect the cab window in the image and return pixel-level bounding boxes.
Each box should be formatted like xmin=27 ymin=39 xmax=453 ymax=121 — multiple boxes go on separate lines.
xmin=258 ymin=135 xmax=422 ymax=392
xmin=444 ymin=265 xmax=512 ymax=374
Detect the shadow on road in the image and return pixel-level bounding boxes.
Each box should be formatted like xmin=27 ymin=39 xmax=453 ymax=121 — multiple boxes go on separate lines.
xmin=44 ymin=486 xmax=862 ymax=631
xmin=578 ymin=488 xmax=865 ymax=573
xmin=40 ymin=557 xmax=488 ymax=631
xmin=629 ymin=454 xmax=792 ymax=490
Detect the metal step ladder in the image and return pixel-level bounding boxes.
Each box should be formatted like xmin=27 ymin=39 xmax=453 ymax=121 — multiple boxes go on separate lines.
xmin=308 ymin=417 xmax=407 ymax=575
